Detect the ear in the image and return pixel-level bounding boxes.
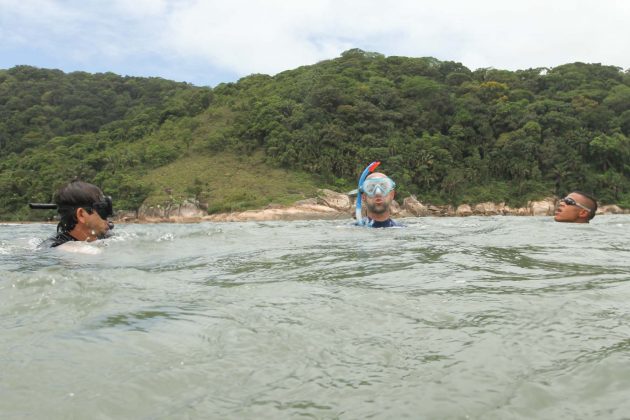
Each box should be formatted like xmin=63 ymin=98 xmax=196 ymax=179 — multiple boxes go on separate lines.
xmin=578 ymin=209 xmax=589 ymax=219
xmin=75 ymin=207 xmax=90 ymax=224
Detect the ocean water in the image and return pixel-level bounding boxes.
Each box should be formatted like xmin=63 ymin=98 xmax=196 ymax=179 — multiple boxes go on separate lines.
xmin=1 ymin=216 xmax=630 ymax=419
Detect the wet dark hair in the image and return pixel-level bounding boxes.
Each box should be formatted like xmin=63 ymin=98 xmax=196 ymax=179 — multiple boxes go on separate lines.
xmin=573 ymin=191 xmax=598 ymax=221
xmin=53 ymin=181 xmax=104 ymax=233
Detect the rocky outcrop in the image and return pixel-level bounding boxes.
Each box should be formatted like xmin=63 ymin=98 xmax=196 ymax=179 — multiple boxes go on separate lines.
xmin=403 ymin=196 xmax=429 ymax=216
xmin=203 ymin=202 xmax=344 ymax=222
xmin=528 ymin=198 xmax=556 ymax=216
xmin=316 ymin=189 xmax=352 ymax=211
xmin=510 ymin=206 xmax=530 ymax=216
xmin=114 ymin=210 xmax=138 ymax=222
xmin=456 ymin=204 xmax=473 ymax=216
xmin=293 ymin=198 xmax=318 ymax=206
xmin=137 ymin=199 xmax=206 ymax=222
xmin=473 ymin=202 xmax=499 ymax=215
xmin=116 ymin=193 xmax=628 ymax=223
xmin=427 ymin=204 xmax=454 ymax=216
xmin=390 ymin=200 xmax=402 ymax=215
xmin=597 ymin=204 xmax=626 ymax=215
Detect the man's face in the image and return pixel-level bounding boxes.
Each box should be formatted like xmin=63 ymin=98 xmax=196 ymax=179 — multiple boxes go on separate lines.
xmin=362 ymin=176 xmax=395 ymax=215
xmin=83 ymin=209 xmax=111 ymax=241
xmin=554 ymin=192 xmax=592 ymax=223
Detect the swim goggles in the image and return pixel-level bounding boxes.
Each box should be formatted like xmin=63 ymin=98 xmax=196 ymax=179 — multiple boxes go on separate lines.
xmin=89 ymin=196 xmax=114 ymax=219
xmin=560 ymin=196 xmax=592 ymax=213
xmin=361 ymin=177 xmax=396 ymax=197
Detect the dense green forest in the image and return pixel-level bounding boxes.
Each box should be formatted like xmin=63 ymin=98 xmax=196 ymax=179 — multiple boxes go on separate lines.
xmin=1 ymin=49 xmax=630 ymax=220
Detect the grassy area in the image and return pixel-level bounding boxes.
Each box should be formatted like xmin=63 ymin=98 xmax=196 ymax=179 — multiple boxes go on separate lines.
xmin=141 ymin=151 xmax=320 ymax=213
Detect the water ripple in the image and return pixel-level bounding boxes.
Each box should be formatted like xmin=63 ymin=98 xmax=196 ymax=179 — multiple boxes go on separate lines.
xmin=2 ymin=216 xmax=630 ymax=418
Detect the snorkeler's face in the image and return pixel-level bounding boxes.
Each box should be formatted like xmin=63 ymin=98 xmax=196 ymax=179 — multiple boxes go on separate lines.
xmin=362 ymin=176 xmax=395 ymax=215
xmin=79 ymin=207 xmax=111 ymax=241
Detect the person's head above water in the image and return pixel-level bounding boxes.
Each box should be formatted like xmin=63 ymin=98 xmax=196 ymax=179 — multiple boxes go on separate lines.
xmin=361 ymin=172 xmax=396 ymax=222
xmin=54 ymin=180 xmax=113 ymax=241
xmin=554 ymin=191 xmax=597 ymax=223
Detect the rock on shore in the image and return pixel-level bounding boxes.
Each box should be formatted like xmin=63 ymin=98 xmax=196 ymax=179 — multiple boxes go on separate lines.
xmin=118 ymin=189 xmax=629 ymax=223
xmin=204 ymin=190 xmax=352 ymax=222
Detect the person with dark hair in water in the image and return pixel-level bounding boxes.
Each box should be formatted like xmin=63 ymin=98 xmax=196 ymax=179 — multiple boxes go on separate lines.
xmin=39 ymin=181 xmax=114 ymax=248
xmin=554 ymin=191 xmax=598 ymax=224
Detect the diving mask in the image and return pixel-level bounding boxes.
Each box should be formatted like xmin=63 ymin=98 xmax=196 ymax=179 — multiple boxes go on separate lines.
xmin=361 ymin=177 xmax=396 ymax=197
xmin=89 ymin=196 xmax=114 ymax=220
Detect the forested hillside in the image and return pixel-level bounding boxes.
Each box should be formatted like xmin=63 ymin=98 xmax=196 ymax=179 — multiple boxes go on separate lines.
xmin=0 ymin=66 xmax=213 ymax=218
xmin=1 ymin=49 xmax=630 ymax=220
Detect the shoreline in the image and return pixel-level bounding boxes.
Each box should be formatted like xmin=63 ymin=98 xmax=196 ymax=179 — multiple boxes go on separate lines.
xmin=9 ymin=192 xmax=628 ymax=224
xmin=4 ymin=212 xmax=629 ymax=225
xmin=117 ymin=192 xmax=629 ymax=223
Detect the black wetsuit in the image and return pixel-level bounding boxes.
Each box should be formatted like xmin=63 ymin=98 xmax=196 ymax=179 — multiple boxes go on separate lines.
xmin=41 ymin=232 xmax=77 ymax=248
xmin=356 ymin=217 xmax=402 ymax=228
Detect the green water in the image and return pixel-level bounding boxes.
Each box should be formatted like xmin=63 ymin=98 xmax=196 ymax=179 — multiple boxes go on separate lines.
xmin=1 ymin=216 xmax=630 ymax=419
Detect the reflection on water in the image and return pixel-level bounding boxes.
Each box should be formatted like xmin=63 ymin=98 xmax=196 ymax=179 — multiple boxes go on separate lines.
xmin=2 ymin=216 xmax=630 ymax=418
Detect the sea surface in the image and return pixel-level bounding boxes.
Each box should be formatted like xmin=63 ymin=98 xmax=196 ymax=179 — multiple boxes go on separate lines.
xmin=2 ymin=216 xmax=630 ymax=419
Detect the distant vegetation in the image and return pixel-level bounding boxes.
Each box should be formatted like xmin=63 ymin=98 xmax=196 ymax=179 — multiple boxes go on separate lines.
xmin=1 ymin=49 xmax=630 ymax=220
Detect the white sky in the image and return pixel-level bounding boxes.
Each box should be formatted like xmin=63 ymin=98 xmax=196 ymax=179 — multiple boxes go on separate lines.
xmin=1 ymin=0 xmax=629 ymax=86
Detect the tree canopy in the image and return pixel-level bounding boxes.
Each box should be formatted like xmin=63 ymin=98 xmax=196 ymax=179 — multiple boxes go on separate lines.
xmin=2 ymin=50 xmax=630 ymax=220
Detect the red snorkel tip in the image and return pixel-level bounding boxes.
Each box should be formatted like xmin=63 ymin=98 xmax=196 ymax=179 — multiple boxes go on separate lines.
xmin=368 ymin=161 xmax=381 ymax=172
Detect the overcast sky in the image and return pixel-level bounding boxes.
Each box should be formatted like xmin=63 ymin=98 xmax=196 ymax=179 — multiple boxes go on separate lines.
xmin=1 ymin=0 xmax=629 ymax=86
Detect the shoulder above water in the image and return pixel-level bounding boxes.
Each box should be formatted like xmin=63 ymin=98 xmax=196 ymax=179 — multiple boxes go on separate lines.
xmin=354 ymin=217 xmax=404 ymax=228
xmin=40 ymin=232 xmax=77 ymax=248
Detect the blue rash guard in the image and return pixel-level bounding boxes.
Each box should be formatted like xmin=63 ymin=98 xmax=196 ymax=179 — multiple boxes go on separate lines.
xmin=356 ymin=217 xmax=403 ymax=228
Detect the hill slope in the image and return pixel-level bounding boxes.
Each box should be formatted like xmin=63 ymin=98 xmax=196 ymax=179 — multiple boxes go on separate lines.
xmin=2 ymin=50 xmax=630 ymax=220
xmin=141 ymin=151 xmax=319 ymax=213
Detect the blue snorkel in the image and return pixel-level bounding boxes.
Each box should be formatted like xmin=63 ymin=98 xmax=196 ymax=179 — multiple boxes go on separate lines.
xmin=355 ymin=161 xmax=381 ymax=225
